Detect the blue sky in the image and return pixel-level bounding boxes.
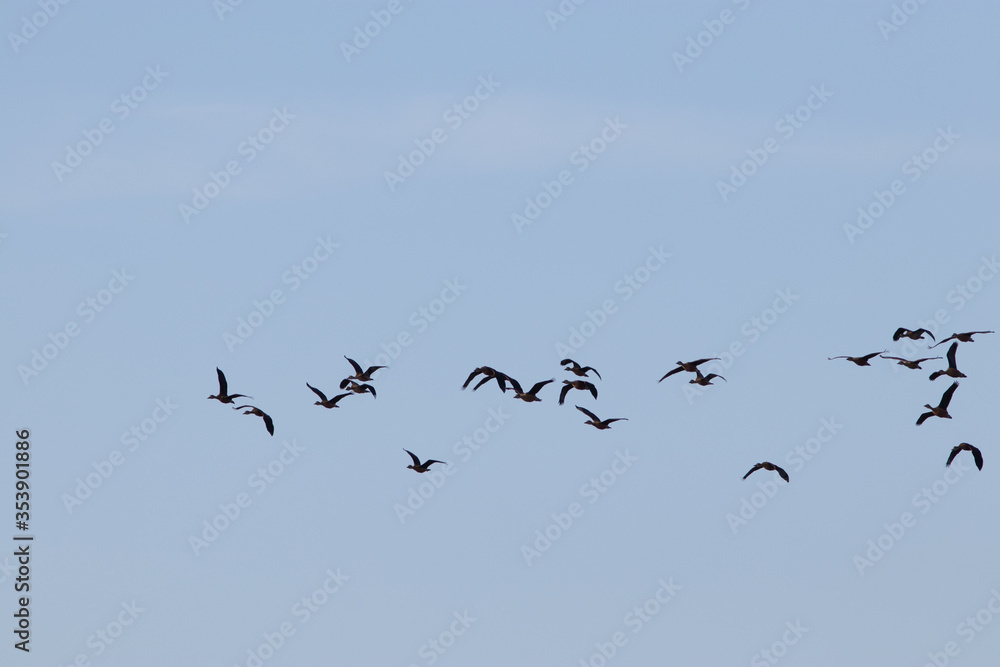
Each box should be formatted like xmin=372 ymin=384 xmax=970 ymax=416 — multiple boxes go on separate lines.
xmin=3 ymin=1 xmax=1000 ymax=665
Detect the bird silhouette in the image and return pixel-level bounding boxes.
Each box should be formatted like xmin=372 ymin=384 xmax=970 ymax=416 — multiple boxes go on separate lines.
xmin=880 ymin=354 xmax=941 ymax=370
xmin=560 ymin=358 xmax=601 ymax=380
xmin=893 ymin=327 xmax=935 ymax=342
xmin=828 ymin=351 xmax=887 ymax=366
xmin=743 ymin=462 xmax=789 ymax=483
xmin=404 ymin=449 xmax=446 ymax=473
xmin=207 ymin=368 xmax=251 ymax=404
xmin=233 ymin=405 xmax=274 ymax=436
xmin=946 ymin=443 xmax=983 ymax=470
xmin=343 ymin=381 xmax=376 ymax=398
xmin=559 ymin=379 xmax=598 ymax=405
xmin=575 ymin=405 xmax=627 ymax=430
xmin=462 ymin=366 xmax=511 ymax=393
xmin=928 ymin=343 xmax=966 ymax=381
xmin=659 ymin=358 xmax=720 ymax=382
xmin=508 ymin=378 xmax=554 ymax=402
xmin=306 ymin=383 xmax=351 ymax=408
xmin=916 ymin=382 xmax=959 ymax=425
xmin=342 ymin=356 xmax=385 ymax=383
xmin=689 ymin=370 xmax=726 ymax=386
xmin=930 ymin=331 xmax=994 ymax=348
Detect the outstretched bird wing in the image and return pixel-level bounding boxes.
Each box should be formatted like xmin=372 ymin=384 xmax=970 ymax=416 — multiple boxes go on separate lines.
xmin=559 ymin=384 xmax=572 ymax=406
xmin=946 ymin=342 xmax=959 ymax=369
xmin=946 ymin=445 xmax=961 ymax=467
xmin=529 ymin=379 xmax=554 ymax=395
xmin=576 ymin=405 xmax=600 ymax=422
xmin=463 ymin=368 xmax=484 ymax=389
xmin=659 ymin=366 xmax=683 ymax=381
xmin=345 ymin=356 xmax=364 ymax=376
xmin=403 ymin=449 xmax=421 ymax=467
xmin=930 ymin=335 xmax=956 ymax=349
xmin=216 ymin=367 xmax=228 ymax=395
xmin=473 ymin=375 xmax=495 ymax=391
xmin=939 ymin=382 xmax=959 ymax=409
xmin=306 ymin=382 xmax=328 ymax=402
xmin=972 ymin=446 xmax=984 ymax=470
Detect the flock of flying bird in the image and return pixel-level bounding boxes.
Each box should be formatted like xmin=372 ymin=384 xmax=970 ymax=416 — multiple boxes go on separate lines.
xmin=206 ymin=357 xmax=386 ymax=436
xmin=826 ymin=327 xmax=992 ymax=476
xmin=206 ymin=328 xmax=991 ymax=481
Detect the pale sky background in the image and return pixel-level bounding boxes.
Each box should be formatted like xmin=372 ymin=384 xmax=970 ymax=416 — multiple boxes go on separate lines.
xmin=3 ymin=1 xmax=1000 ymax=665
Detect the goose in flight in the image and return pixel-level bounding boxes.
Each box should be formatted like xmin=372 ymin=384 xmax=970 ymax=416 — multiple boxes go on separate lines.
xmin=930 ymin=331 xmax=994 ymax=348
xmin=343 ymin=381 xmax=376 ymax=398
xmin=743 ymin=462 xmax=789 ymax=483
xmin=928 ymin=342 xmax=966 ymax=381
xmin=575 ymin=405 xmax=627 ymax=430
xmin=828 ymin=351 xmax=887 ymax=366
xmin=342 ymin=356 xmax=385 ymax=382
xmin=560 ymin=358 xmax=601 ymax=380
xmin=462 ymin=366 xmax=511 ymax=393
xmin=879 ymin=354 xmax=941 ymax=370
xmin=559 ymin=379 xmax=598 ymax=405
xmin=404 ymin=449 xmax=446 ymax=473
xmin=306 ymin=383 xmax=351 ymax=408
xmin=207 ymin=368 xmax=251 ymax=404
xmin=508 ymin=378 xmax=554 ymax=402
xmin=916 ymin=382 xmax=959 ymax=425
xmin=659 ymin=358 xmax=720 ymax=382
xmin=233 ymin=405 xmax=274 ymax=436
xmin=689 ymin=370 xmax=726 ymax=386
xmin=946 ymin=443 xmax=983 ymax=471
xmin=893 ymin=327 xmax=935 ymax=342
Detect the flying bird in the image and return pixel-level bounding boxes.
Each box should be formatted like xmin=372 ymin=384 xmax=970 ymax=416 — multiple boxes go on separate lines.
xmin=880 ymin=354 xmax=941 ymax=370
xmin=559 ymin=379 xmax=598 ymax=405
xmin=916 ymin=382 xmax=959 ymax=425
xmin=689 ymin=370 xmax=726 ymax=386
xmin=462 ymin=366 xmax=511 ymax=393
xmin=233 ymin=405 xmax=274 ymax=436
xmin=743 ymin=462 xmax=789 ymax=483
xmin=207 ymin=368 xmax=251 ymax=404
xmin=659 ymin=358 xmax=720 ymax=382
xmin=928 ymin=342 xmax=966 ymax=381
xmin=947 ymin=443 xmax=983 ymax=471
xmin=575 ymin=405 xmax=627 ymax=430
xmin=403 ymin=448 xmax=446 ymax=473
xmin=508 ymin=378 xmax=554 ymax=403
xmin=893 ymin=327 xmax=935 ymax=342
xmin=827 ymin=351 xmax=887 ymax=366
xmin=342 ymin=356 xmax=385 ymax=382
xmin=560 ymin=358 xmax=601 ymax=380
xmin=306 ymin=383 xmax=351 ymax=408
xmin=343 ymin=381 xmax=376 ymax=398
xmin=931 ymin=331 xmax=994 ymax=348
